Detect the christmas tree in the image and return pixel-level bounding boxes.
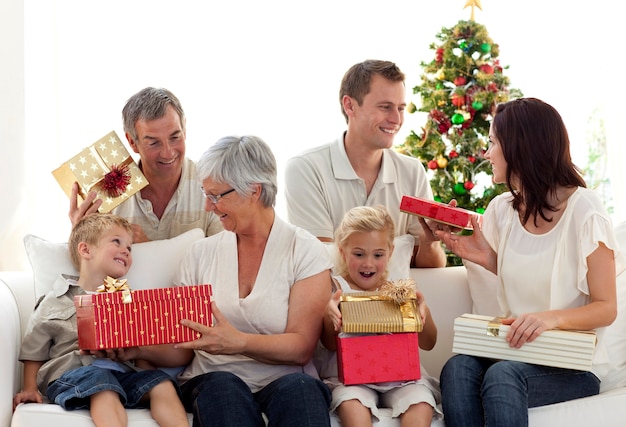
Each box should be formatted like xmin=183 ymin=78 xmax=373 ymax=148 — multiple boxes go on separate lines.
xmin=398 ymin=9 xmax=522 ymax=265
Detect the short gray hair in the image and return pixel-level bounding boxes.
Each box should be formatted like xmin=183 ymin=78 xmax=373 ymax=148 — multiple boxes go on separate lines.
xmin=122 ymin=87 xmax=185 ymax=141
xmin=197 ymin=135 xmax=277 ymax=208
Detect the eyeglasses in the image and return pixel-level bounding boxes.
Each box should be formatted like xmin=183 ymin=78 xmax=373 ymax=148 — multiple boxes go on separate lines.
xmin=201 ymin=187 xmax=236 ymax=204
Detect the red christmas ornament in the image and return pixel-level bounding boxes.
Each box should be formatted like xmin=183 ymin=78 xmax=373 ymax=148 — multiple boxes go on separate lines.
xmin=453 ymin=76 xmax=467 ymax=86
xmin=102 ymin=164 xmax=131 ymax=197
xmin=449 ymin=150 xmax=459 ymax=158
xmin=427 ymin=160 xmax=438 ymax=170
xmin=479 ymin=64 xmax=494 ymax=74
xmin=451 ymin=93 xmax=466 ymax=107
xmin=436 ymin=47 xmax=444 ymax=64
xmin=464 ymin=181 xmax=475 ymax=191
xmin=468 ymin=155 xmax=476 ymax=163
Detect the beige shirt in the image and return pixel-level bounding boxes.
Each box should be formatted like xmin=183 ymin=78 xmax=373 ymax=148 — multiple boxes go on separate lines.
xmin=19 ymin=275 xmax=133 ymax=394
xmin=113 ymin=158 xmax=223 ymax=240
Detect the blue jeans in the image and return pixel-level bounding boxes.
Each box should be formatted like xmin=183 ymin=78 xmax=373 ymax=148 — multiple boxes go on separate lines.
xmin=47 ymin=365 xmax=179 ymax=410
xmin=180 ymin=371 xmax=331 ymax=427
xmin=440 ymin=354 xmax=600 ymax=427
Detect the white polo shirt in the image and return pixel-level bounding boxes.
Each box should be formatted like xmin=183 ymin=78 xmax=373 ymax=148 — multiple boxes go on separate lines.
xmin=284 ymin=133 xmax=433 ymax=242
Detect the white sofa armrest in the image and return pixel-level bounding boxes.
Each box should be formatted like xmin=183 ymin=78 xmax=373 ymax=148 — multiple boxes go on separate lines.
xmin=0 ymin=273 xmax=26 ymax=427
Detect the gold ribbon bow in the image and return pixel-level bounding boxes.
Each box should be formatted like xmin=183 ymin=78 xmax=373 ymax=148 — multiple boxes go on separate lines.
xmin=97 ymin=276 xmax=132 ymax=303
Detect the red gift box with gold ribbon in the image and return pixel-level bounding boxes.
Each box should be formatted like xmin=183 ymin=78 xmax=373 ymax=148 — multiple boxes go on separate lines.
xmin=75 ymin=280 xmax=212 ymax=350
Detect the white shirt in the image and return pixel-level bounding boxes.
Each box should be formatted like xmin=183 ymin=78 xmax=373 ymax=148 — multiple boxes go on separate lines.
xmin=284 ymin=133 xmax=433 ymax=241
xmin=483 ymin=188 xmax=625 ymax=380
xmin=174 ymin=215 xmax=332 ymax=392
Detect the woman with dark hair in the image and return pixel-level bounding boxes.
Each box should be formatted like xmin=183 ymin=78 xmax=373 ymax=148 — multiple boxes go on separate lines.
xmin=436 ymin=97 xmax=624 ymax=427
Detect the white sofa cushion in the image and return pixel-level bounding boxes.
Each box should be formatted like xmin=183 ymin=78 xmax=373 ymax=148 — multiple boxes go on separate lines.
xmin=24 ymin=228 xmax=205 ymax=298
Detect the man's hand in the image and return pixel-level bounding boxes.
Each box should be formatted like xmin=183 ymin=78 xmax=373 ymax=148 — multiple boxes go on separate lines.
xmin=69 ymin=182 xmax=102 ymax=227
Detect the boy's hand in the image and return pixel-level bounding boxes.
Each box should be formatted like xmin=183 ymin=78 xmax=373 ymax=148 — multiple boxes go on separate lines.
xmin=13 ymin=389 xmax=43 ymax=411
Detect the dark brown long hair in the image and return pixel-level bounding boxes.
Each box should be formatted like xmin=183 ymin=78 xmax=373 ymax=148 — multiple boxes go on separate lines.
xmin=492 ymin=97 xmax=585 ymax=226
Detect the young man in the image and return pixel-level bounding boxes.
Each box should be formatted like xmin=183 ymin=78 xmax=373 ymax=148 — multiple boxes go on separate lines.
xmin=284 ymin=60 xmax=446 ymax=268
xmin=69 ymin=87 xmax=223 ymax=242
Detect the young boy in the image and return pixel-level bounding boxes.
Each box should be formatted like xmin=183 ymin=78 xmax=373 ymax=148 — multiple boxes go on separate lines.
xmin=13 ymin=213 xmax=189 ymax=427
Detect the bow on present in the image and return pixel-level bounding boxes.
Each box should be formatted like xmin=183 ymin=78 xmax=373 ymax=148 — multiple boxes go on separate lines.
xmin=97 ymin=276 xmax=132 ymax=303
xmin=84 ymin=145 xmax=133 ymax=198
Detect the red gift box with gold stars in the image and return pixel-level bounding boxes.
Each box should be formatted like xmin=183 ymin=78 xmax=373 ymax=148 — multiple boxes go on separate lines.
xmin=75 ymin=282 xmax=212 ymax=350
xmin=400 ymin=195 xmax=482 ymax=230
xmin=336 ymin=333 xmax=420 ymax=385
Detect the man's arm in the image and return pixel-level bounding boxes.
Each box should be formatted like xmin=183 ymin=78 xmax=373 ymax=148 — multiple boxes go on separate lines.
xmin=69 ymin=182 xmax=102 ymax=227
xmin=413 ymin=217 xmax=447 ymax=268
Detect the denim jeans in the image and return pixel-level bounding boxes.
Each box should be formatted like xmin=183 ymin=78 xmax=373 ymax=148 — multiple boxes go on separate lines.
xmin=47 ymin=365 xmax=178 ymax=410
xmin=440 ymin=354 xmax=600 ymax=427
xmin=180 ymin=371 xmax=331 ymax=427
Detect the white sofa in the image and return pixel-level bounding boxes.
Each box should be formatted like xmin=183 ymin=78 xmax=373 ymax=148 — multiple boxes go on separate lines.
xmin=2 ymin=230 xmax=626 ymax=426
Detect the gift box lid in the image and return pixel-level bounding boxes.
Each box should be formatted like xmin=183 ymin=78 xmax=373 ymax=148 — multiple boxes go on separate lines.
xmin=400 ymin=195 xmax=482 ymax=230
xmin=339 ymin=280 xmax=423 ymax=333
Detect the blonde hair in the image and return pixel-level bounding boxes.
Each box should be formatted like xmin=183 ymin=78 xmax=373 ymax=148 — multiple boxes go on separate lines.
xmin=69 ymin=213 xmax=133 ymax=270
xmin=334 ymin=205 xmax=396 ymax=278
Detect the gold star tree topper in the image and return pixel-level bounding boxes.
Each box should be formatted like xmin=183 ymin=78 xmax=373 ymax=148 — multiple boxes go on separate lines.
xmin=464 ymin=0 xmax=483 ymax=21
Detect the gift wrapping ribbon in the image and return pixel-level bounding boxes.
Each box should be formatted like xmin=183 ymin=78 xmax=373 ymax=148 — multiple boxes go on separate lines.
xmin=82 ymin=145 xmax=134 ymax=195
xmin=97 ymin=276 xmax=132 ymax=303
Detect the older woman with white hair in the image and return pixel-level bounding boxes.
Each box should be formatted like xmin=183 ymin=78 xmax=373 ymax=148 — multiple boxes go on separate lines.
xmin=173 ymin=135 xmax=333 ymax=426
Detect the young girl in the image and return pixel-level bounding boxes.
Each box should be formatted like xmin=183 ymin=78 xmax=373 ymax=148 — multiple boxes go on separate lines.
xmin=319 ymin=205 xmax=442 ymax=427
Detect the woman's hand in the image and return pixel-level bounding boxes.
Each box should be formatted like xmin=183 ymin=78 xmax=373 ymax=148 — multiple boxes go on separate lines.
xmin=501 ymin=312 xmax=556 ymax=348
xmin=176 ymin=301 xmax=245 ymax=355
xmin=435 ymin=215 xmax=497 ymax=273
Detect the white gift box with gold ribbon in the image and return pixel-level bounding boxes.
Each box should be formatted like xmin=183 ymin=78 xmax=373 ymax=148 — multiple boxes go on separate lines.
xmin=453 ymin=313 xmax=597 ymax=371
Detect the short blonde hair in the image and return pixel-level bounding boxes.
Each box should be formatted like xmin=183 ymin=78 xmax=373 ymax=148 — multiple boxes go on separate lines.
xmin=334 ymin=205 xmax=396 ymax=278
xmin=69 ymin=213 xmax=133 ymax=270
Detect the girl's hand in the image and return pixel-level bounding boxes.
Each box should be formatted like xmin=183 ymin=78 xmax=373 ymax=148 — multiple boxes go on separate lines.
xmin=326 ymin=289 xmax=343 ymax=332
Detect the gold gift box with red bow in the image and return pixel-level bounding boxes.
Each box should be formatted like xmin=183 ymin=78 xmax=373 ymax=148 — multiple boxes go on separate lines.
xmin=52 ymin=131 xmax=148 ymax=213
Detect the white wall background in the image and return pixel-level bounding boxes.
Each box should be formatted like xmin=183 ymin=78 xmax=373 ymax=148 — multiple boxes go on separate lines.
xmin=1 ymin=0 xmax=621 ymax=270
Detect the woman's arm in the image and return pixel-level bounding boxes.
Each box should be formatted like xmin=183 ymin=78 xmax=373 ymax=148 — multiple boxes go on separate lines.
xmin=504 ymin=242 xmax=617 ymax=348
xmin=177 ymin=269 xmax=333 ymax=366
